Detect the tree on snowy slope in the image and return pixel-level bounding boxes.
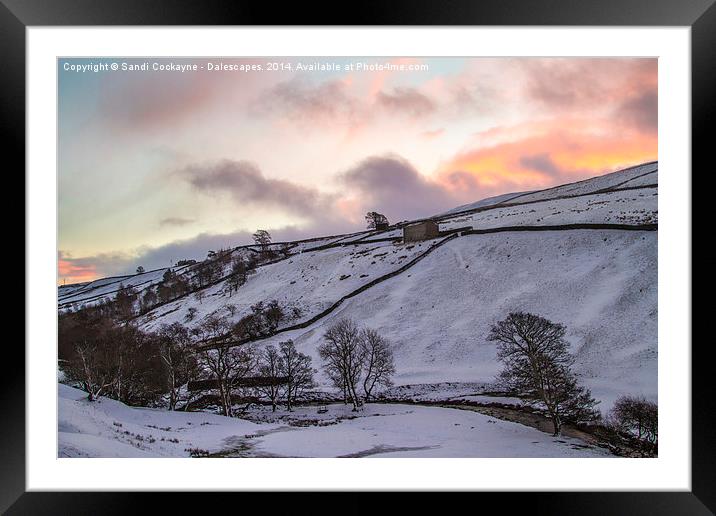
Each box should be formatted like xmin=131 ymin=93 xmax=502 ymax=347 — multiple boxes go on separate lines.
xmin=114 ymin=283 xmax=137 ymax=319
xmin=226 ymin=256 xmax=248 ymax=296
xmin=319 ymin=319 xmax=366 ymax=411
xmin=360 ymin=328 xmax=395 ymax=401
xmin=278 ymin=340 xmax=315 ymax=411
xmin=256 ymin=345 xmax=283 ymax=412
xmin=64 ymin=316 xmax=120 ymax=401
xmin=488 ymin=312 xmax=600 ymax=436
xmin=194 ymin=315 xmax=257 ymax=417
xmin=154 ymin=322 xmax=198 ymax=411
xmin=608 ymin=395 xmax=658 ymax=454
xmin=253 ymin=229 xmax=272 ymax=254
xmin=365 ymin=211 xmax=389 ymax=230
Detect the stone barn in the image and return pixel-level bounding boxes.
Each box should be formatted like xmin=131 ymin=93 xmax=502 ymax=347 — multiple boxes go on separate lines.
xmin=403 ymin=220 xmax=440 ymax=242
xmin=375 ymin=221 xmax=389 ymax=231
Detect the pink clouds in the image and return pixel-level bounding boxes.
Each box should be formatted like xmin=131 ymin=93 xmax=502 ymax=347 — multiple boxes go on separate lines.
xmin=58 ymin=256 xmax=97 ymax=284
xmin=437 ymin=118 xmax=657 ymax=192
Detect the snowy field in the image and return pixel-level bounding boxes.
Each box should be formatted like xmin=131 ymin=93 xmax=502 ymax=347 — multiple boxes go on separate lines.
xmin=58 ymin=383 xmax=277 ymax=458
xmin=437 ymin=190 xmax=533 ymax=217
xmin=59 ymin=384 xmax=610 ymax=458
xmin=439 ymin=187 xmax=657 ymax=231
xmin=499 ymin=161 xmax=657 ymax=205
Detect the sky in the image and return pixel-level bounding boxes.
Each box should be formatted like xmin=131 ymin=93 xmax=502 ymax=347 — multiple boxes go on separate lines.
xmin=58 ymin=57 xmax=657 ymax=284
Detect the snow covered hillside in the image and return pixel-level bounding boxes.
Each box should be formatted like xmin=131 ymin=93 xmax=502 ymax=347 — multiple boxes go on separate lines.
xmin=60 ymin=162 xmax=658 ymax=411
xmin=59 ymin=267 xmax=176 ymax=308
xmin=238 ymin=229 xmax=656 ymax=410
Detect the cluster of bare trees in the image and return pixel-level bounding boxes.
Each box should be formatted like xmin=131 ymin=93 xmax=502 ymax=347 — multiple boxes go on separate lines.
xmin=60 ymin=303 xmax=316 ymax=418
xmin=161 ymin=314 xmax=314 ymax=416
xmin=318 ymin=319 xmax=396 ymax=411
xmin=192 ymin=315 xmax=257 ymax=416
xmin=256 ymin=341 xmax=315 ymax=412
xmin=488 ymin=311 xmax=600 ymax=436
xmin=60 ymin=312 xmax=169 ymax=405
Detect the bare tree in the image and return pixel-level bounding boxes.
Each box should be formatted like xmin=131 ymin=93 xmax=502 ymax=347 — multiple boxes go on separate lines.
xmin=71 ymin=340 xmax=117 ymax=401
xmin=140 ymin=288 xmax=158 ymax=314
xmin=114 ymin=283 xmax=137 ymax=319
xmin=136 ymin=266 xmax=145 ymax=274
xmin=319 ymin=319 xmax=365 ymax=411
xmin=608 ymin=395 xmax=658 ymax=454
xmin=365 ymin=211 xmax=389 ymax=229
xmin=256 ymin=345 xmax=283 ymax=412
xmin=324 ymin=361 xmax=349 ymax=404
xmin=155 ymin=322 xmax=198 ymax=411
xmin=194 ymin=316 xmax=257 ymax=417
xmin=109 ymin=325 xmax=166 ymax=406
xmin=488 ymin=312 xmax=599 ymax=436
xmin=278 ymin=340 xmax=315 ymax=411
xmin=252 ymin=229 xmax=272 ymax=254
xmin=360 ymin=328 xmax=395 ymax=401
xmin=226 ymin=256 xmax=248 ymax=296
xmin=264 ymin=300 xmax=284 ymax=333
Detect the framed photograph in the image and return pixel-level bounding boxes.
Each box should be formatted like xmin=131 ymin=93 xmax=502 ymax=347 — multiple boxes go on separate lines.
xmin=7 ymin=0 xmax=711 ymax=512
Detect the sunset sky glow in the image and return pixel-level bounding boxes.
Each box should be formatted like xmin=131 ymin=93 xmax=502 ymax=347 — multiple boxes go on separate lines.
xmin=58 ymin=57 xmax=657 ymax=284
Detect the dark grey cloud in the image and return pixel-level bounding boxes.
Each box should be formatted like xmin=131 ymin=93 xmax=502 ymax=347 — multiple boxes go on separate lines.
xmin=255 ymin=77 xmax=359 ymax=124
xmin=182 ymin=159 xmax=335 ymax=217
xmin=519 ymin=153 xmax=592 ymax=184
xmin=376 ymin=87 xmax=436 ymax=117
xmin=339 ymin=155 xmax=461 ymax=222
xmin=442 ymin=170 xmax=481 ymax=191
xmin=519 ymin=153 xmax=563 ymax=177
xmin=159 ymin=217 xmax=195 ymax=227
xmin=617 ymin=88 xmax=657 ymax=134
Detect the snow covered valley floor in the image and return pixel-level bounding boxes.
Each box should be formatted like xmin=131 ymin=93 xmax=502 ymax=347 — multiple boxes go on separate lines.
xmin=59 ymin=384 xmax=612 ymax=458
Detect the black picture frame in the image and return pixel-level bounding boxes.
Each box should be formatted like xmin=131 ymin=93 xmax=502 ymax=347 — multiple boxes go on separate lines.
xmin=4 ymin=0 xmax=710 ymax=512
